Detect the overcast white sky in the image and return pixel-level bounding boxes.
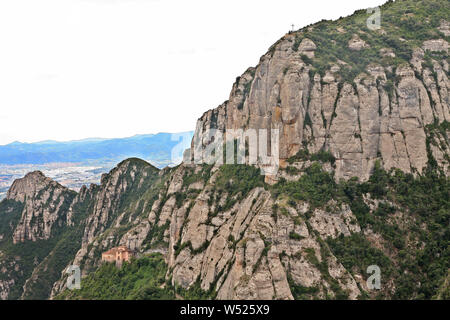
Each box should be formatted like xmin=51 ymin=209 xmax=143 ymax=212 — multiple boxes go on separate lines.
xmin=0 ymin=0 xmax=387 ymax=145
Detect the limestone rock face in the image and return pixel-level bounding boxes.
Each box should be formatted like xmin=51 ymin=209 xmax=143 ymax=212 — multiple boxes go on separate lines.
xmin=48 ymin=159 xmax=162 ymax=297
xmin=0 ymin=279 xmax=15 ymax=300
xmin=42 ymin=160 xmax=366 ymax=300
xmin=7 ymin=171 xmax=75 ymax=243
xmin=0 ymin=254 xmax=19 ymax=300
xmin=348 ymin=34 xmax=369 ymax=51
xmin=165 ymin=169 xmax=362 ymax=300
xmin=298 ymin=38 xmax=317 ymax=58
xmin=422 ymin=39 xmax=449 ymax=53
xmin=68 ymin=160 xmax=159 ymax=273
xmin=1 ymin=0 xmax=449 ymax=302
xmin=380 ymin=48 xmax=395 ymax=58
xmin=7 ymin=171 xmax=57 ymax=203
xmin=309 ymin=203 xmax=360 ymax=239
xmin=188 ymin=33 xmax=450 ymax=181
xmin=438 ymin=19 xmax=450 ymax=36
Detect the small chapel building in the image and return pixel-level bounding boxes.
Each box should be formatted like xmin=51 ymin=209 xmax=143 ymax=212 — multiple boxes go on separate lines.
xmin=101 ymin=246 xmax=135 ymax=266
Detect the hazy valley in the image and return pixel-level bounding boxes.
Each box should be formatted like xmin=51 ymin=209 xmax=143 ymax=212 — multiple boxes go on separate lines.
xmin=0 ymin=132 xmax=193 ymax=200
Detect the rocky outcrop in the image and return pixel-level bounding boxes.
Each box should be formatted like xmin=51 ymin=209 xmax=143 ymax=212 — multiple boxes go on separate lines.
xmin=0 ymin=254 xmax=18 ymax=300
xmin=422 ymin=39 xmax=449 ymax=53
xmin=49 ymin=0 xmax=450 ymax=299
xmin=42 ymin=161 xmax=367 ymax=300
xmin=0 ymin=0 xmax=449 ymax=301
xmin=67 ymin=159 xmax=161 ymax=274
xmin=348 ymin=34 xmax=369 ymax=51
xmin=188 ymin=32 xmax=449 ymax=181
xmin=380 ymin=48 xmax=395 ymax=58
xmin=163 ymin=168 xmax=363 ymax=300
xmin=438 ymin=19 xmax=450 ymax=37
xmin=298 ymin=38 xmax=317 ymax=58
xmin=7 ymin=171 xmax=75 ymax=243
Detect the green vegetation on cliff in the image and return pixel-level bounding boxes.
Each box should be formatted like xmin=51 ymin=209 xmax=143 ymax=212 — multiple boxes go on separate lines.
xmin=51 ymin=156 xmax=448 ymax=300
xmin=272 ymin=156 xmax=449 ymax=299
xmin=0 ymin=0 xmax=449 ymax=301
xmin=57 ymin=253 xmax=174 ymax=300
xmin=290 ymin=0 xmax=450 ymax=82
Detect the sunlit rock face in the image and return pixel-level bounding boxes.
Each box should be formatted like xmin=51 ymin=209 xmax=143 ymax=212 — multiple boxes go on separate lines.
xmin=189 ymin=31 xmax=449 ymax=181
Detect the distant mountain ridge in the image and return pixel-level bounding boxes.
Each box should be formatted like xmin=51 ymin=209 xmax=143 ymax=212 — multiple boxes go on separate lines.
xmin=0 ymin=132 xmax=194 ymax=165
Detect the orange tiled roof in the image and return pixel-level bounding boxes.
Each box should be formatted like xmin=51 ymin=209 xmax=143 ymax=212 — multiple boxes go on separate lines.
xmin=102 ymin=246 xmax=133 ymax=256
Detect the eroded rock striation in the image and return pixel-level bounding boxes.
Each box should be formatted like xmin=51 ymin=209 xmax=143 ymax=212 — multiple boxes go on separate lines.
xmin=187 ymin=15 xmax=449 ymax=181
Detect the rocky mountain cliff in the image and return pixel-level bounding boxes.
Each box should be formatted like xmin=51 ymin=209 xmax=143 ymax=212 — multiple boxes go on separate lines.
xmin=188 ymin=0 xmax=449 ymax=181
xmin=6 ymin=171 xmax=76 ymax=244
xmin=0 ymin=0 xmax=449 ymax=300
xmin=1 ymin=155 xmax=449 ymax=299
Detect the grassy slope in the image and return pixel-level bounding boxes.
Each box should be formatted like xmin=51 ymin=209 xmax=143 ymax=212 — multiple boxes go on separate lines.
xmin=287 ymin=0 xmax=450 ymax=83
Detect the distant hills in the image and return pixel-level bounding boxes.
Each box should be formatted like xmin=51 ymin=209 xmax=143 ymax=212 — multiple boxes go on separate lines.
xmin=0 ymin=132 xmax=194 ymax=166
